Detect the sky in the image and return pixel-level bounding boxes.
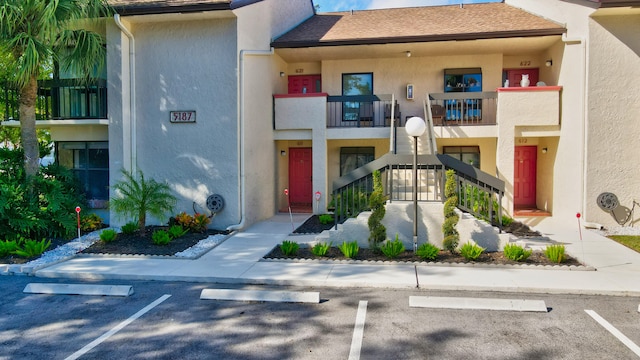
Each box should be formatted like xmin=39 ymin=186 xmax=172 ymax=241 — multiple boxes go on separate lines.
xmin=313 ymin=0 xmax=501 ymax=12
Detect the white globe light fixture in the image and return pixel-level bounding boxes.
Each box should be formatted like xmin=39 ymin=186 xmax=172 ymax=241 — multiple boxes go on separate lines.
xmin=405 ymin=116 xmax=426 ymax=252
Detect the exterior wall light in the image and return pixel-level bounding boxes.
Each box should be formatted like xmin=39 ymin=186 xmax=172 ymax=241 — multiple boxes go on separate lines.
xmin=542 ymin=147 xmax=548 ymax=154
xmin=545 ymin=60 xmax=552 ymax=67
xmin=280 ymin=71 xmax=286 ymax=77
xmin=406 ymin=51 xmax=411 ymax=58
xmin=280 ymin=150 xmax=286 ymax=156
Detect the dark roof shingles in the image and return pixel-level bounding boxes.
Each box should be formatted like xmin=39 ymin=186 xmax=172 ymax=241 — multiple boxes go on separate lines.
xmin=273 ymin=3 xmax=565 ymax=47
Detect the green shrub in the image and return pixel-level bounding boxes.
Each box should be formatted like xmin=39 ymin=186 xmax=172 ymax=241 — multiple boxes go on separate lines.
xmin=502 ymin=215 xmax=514 ymax=227
xmin=0 ymin=240 xmax=20 ymax=257
xmin=544 ymin=244 xmax=566 ymax=263
xmin=503 ymin=243 xmax=532 ymax=262
xmin=280 ymin=240 xmax=299 ymax=256
xmin=380 ymin=234 xmax=405 ymax=259
xmin=311 ymin=242 xmax=331 ymax=257
xmin=338 ymin=241 xmax=359 ymax=259
xmin=110 ymin=169 xmax=176 ymax=235
xmin=13 ymin=239 xmax=51 ymax=258
xmin=367 ymin=170 xmax=387 ymax=249
xmin=416 ymin=243 xmax=440 ymax=260
xmin=121 ymin=222 xmax=138 ymax=235
xmin=442 ymin=169 xmax=459 ymax=253
xmin=318 ymin=214 xmax=334 ymax=225
xmin=460 ymin=242 xmax=484 ymax=261
xmin=100 ymin=229 xmax=118 ymax=243
xmin=168 ymin=225 xmax=188 ymax=239
xmin=152 ymin=230 xmax=172 ymax=245
xmin=0 ymin=149 xmax=86 ymax=242
xmin=80 ymin=213 xmax=104 ymax=233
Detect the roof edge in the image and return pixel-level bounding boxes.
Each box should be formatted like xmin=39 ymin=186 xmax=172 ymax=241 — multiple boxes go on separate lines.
xmin=114 ymin=3 xmax=232 ymax=16
xmin=272 ymin=28 xmax=567 ymax=49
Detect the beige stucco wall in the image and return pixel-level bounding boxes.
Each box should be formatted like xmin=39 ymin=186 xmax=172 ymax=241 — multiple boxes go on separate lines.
xmin=326 ymin=139 xmax=390 ymax=189
xmin=50 ymin=125 xmax=108 ymax=142
xmin=107 ymin=16 xmax=239 ymax=228
xmin=502 ymin=0 xmax=593 ymax=226
xmin=314 ymin=53 xmax=504 ymax=121
xmin=436 ymin=137 xmax=497 ymax=176
xmin=585 ymin=13 xmax=640 ymax=226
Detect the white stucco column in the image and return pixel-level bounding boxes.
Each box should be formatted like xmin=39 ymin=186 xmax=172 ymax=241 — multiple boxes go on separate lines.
xmin=312 ymin=126 xmax=328 ymax=214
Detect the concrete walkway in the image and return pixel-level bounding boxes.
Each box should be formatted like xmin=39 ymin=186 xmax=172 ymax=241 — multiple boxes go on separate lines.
xmin=36 ymin=214 xmax=640 ymax=296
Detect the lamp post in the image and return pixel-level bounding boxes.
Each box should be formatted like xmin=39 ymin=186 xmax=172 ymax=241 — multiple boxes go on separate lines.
xmin=405 ymin=116 xmax=427 ymax=252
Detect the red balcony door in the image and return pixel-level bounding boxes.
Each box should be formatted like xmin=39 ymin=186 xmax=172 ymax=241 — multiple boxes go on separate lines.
xmin=514 ymin=146 xmax=537 ymax=207
xmin=289 ymin=148 xmax=312 ymax=207
xmin=505 ymin=68 xmax=539 ymax=87
xmin=288 ymin=75 xmax=321 ymax=94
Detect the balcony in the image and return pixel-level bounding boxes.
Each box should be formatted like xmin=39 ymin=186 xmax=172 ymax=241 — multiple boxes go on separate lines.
xmin=428 ymin=92 xmax=497 ymax=126
xmin=2 ymin=79 xmax=107 ymax=121
xmin=496 ymin=86 xmax=562 ymax=126
xmin=273 ymin=93 xmax=399 ymax=131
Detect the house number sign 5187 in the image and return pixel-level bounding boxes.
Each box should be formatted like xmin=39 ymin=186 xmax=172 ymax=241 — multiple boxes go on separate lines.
xmin=170 ymin=111 xmax=196 ymax=123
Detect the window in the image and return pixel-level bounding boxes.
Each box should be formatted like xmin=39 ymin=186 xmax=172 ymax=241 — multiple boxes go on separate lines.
xmin=444 ymin=68 xmax=482 ymax=93
xmin=342 ymin=73 xmax=373 ymax=121
xmin=57 ymin=141 xmax=109 ymax=205
xmin=340 ymin=147 xmax=375 ymax=175
xmin=443 ymin=146 xmax=480 ymax=168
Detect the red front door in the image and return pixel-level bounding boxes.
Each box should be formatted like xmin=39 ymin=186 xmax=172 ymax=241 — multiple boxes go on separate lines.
xmin=514 ymin=146 xmax=537 ymax=207
xmin=289 ymin=148 xmax=312 ymax=206
xmin=288 ymin=75 xmax=321 ymax=94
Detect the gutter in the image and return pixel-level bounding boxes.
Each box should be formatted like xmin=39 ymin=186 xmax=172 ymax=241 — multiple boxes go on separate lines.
xmin=562 ymin=34 xmax=588 ymax=219
xmin=114 ymin=14 xmax=137 ymax=174
xmin=226 ymin=47 xmax=275 ymax=231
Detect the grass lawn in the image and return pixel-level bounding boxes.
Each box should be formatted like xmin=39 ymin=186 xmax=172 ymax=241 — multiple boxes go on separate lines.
xmin=608 ymin=235 xmax=640 ymax=253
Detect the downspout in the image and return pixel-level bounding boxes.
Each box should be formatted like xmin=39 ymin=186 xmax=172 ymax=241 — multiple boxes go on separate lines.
xmin=227 ymin=48 xmax=274 ymax=231
xmin=114 ymin=14 xmax=137 ymax=174
xmin=562 ymin=34 xmax=587 ymax=219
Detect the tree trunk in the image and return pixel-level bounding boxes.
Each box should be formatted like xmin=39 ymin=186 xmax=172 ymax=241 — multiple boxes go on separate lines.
xmin=19 ymin=76 xmax=39 ymax=178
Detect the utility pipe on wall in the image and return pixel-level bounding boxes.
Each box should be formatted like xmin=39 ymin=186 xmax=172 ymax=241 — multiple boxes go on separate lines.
xmin=114 ymin=14 xmax=137 ymax=174
xmin=227 ymin=48 xmax=275 ymax=231
xmin=562 ymin=34 xmax=587 ymax=219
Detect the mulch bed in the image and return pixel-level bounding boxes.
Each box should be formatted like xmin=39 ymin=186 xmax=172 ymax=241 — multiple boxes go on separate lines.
xmin=80 ymin=226 xmax=229 ymax=256
xmin=275 ymin=216 xmax=577 ymax=266
xmin=263 ymin=245 xmax=581 ymax=266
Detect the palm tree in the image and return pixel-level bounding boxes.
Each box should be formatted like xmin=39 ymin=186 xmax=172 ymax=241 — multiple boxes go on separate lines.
xmin=111 ymin=169 xmax=177 ymax=235
xmin=0 ymin=0 xmax=111 ymax=178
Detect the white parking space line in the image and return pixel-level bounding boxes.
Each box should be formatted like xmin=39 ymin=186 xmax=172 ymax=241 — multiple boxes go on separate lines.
xmin=64 ymin=294 xmax=171 ymax=360
xmin=348 ymin=300 xmax=368 ymax=360
xmin=585 ymin=310 xmax=640 ymax=357
xmin=410 ymin=296 xmax=548 ymax=312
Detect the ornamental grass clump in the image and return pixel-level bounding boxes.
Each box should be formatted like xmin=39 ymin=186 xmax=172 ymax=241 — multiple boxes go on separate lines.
xmin=544 ymin=244 xmax=566 ymax=263
xmin=380 ymin=234 xmax=405 ymax=259
xmin=280 ymin=240 xmax=299 ymax=256
xmin=503 ymin=243 xmax=532 ymax=262
xmin=416 ymin=243 xmax=440 ymax=260
xmin=311 ymin=242 xmax=331 ymax=257
xmin=442 ymin=169 xmax=460 ymax=253
xmin=318 ymin=214 xmax=334 ymax=225
xmin=99 ymin=229 xmax=118 ymax=243
xmin=121 ymin=222 xmax=138 ymax=235
xmin=167 ymin=225 xmax=188 ymax=239
xmin=460 ymin=242 xmax=484 ymax=261
xmin=338 ymin=241 xmax=359 ymax=259
xmin=152 ymin=229 xmax=172 ymax=245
